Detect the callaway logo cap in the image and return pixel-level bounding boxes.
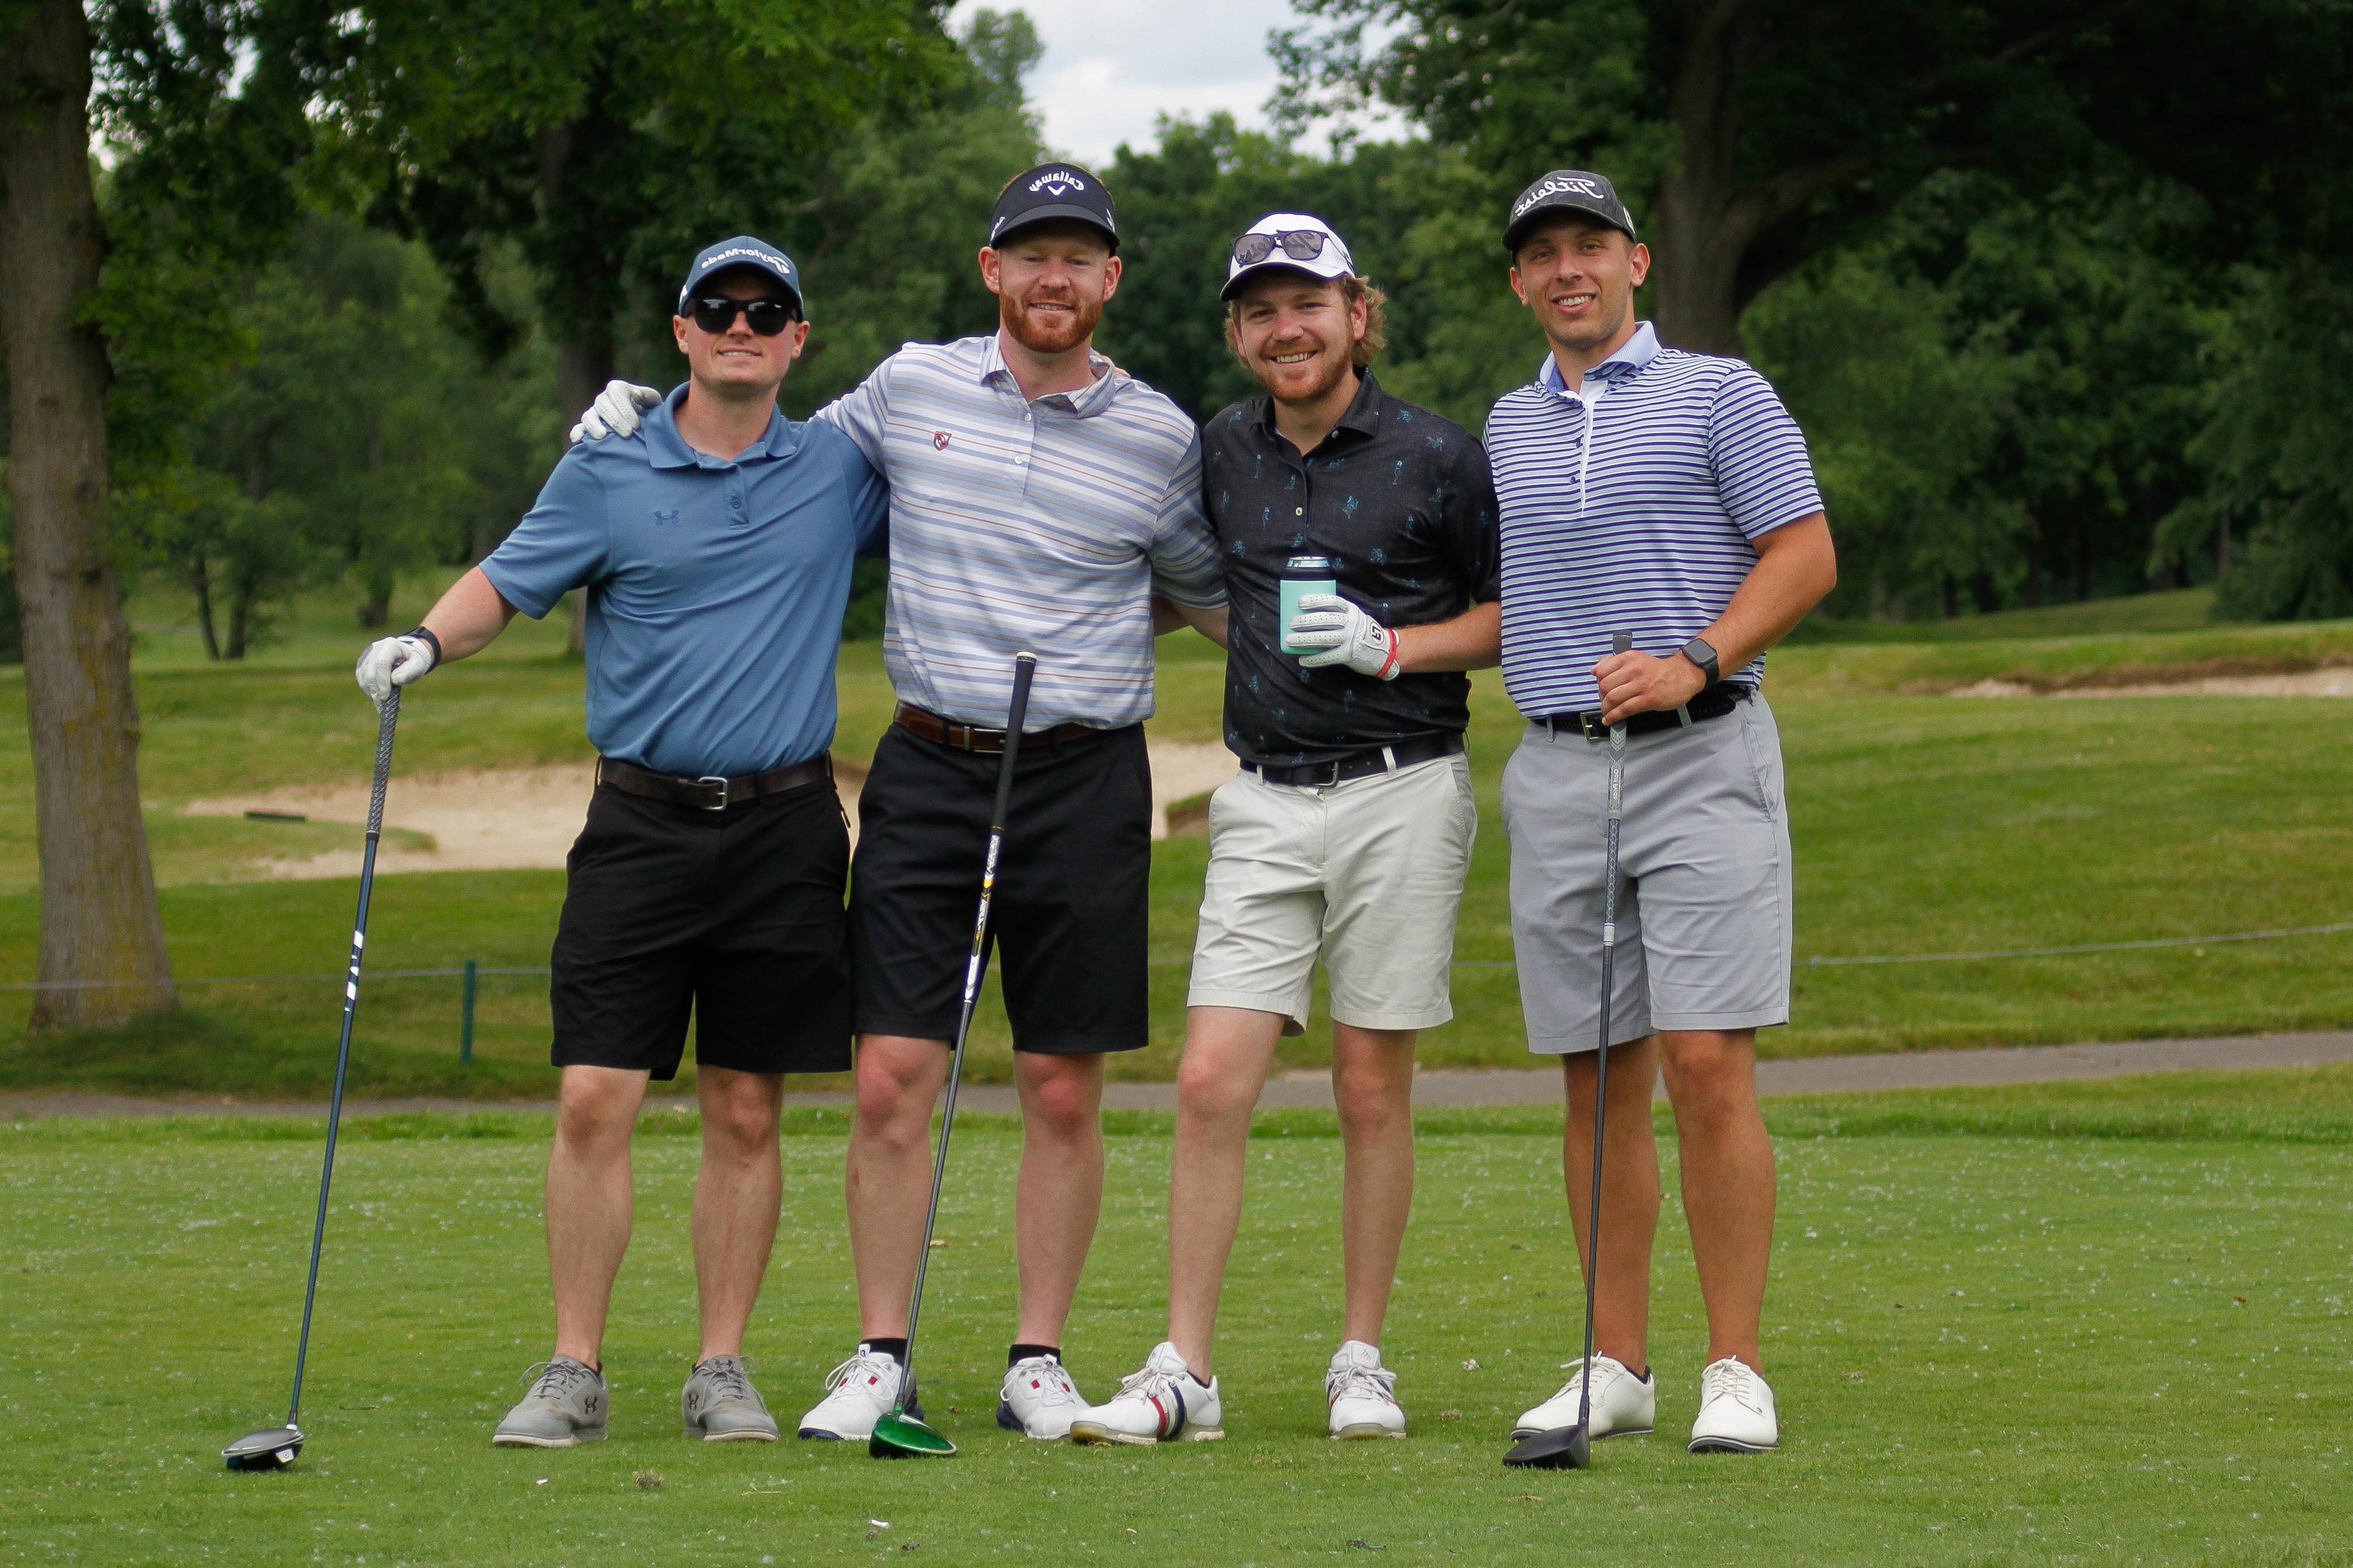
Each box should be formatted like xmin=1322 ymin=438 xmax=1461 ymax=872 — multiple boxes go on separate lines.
xmin=1221 ymin=213 xmax=1356 ymax=301
xmin=677 ymin=236 xmax=804 ymax=318
xmin=990 ymin=162 xmax=1119 ymax=253
xmin=1503 ymin=169 xmax=1638 ymax=252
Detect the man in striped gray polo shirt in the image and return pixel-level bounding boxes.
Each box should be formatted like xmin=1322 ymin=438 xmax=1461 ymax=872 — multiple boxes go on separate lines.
xmin=1484 ymin=171 xmax=1837 ymax=1456
xmin=578 ymin=162 xmax=1228 ymax=1443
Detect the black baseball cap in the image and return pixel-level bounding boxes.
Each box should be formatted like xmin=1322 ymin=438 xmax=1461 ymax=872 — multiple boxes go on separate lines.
xmin=1503 ymin=170 xmax=1638 ymax=253
xmin=677 ymin=236 xmax=804 ymax=318
xmin=989 ymin=162 xmax=1119 ymax=253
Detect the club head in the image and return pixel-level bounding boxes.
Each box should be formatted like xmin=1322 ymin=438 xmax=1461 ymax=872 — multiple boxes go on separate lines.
xmin=1502 ymin=1423 xmax=1592 ymax=1470
xmin=222 ymin=1425 xmax=305 ymax=1471
xmin=867 ymin=1410 xmax=956 ymax=1459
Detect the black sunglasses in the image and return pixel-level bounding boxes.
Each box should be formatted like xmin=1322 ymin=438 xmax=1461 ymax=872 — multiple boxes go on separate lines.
xmin=1231 ymin=229 xmax=1331 ymax=267
xmin=688 ymin=296 xmax=799 ymax=335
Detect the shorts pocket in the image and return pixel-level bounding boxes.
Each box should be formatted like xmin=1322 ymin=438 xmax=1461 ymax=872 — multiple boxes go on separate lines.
xmin=1737 ymin=705 xmax=1784 ymax=822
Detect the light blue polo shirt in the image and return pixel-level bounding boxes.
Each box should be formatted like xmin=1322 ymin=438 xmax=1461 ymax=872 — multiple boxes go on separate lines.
xmin=482 ymin=385 xmax=888 ymax=777
xmin=1484 ymin=322 xmax=1823 ymax=714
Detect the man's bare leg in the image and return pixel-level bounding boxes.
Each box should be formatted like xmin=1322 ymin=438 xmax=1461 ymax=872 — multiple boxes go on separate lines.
xmin=692 ymin=1066 xmax=785 ymax=1361
xmin=1011 ymin=1049 xmax=1109 ymax=1346
xmin=1658 ymin=1027 xmax=1773 ymax=1370
xmin=846 ymin=1034 xmax=951 ymax=1338
xmin=1331 ymin=1024 xmax=1417 ymax=1348
xmin=548 ymin=1065 xmax=651 ymax=1365
xmin=1561 ymin=1035 xmax=1662 ymax=1371
xmin=1166 ymin=1007 xmax=1285 ymax=1374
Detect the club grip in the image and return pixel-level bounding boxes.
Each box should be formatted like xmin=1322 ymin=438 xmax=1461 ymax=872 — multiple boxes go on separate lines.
xmin=988 ymin=654 xmax=1039 ymax=830
xmin=1611 ymin=631 xmax=1634 ymax=655
xmin=365 ymin=688 xmax=401 ymax=837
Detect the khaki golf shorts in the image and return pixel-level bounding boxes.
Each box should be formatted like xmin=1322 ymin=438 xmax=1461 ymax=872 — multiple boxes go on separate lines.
xmin=1188 ymin=752 xmax=1478 ymax=1033
xmin=1500 ymin=695 xmax=1793 ymax=1053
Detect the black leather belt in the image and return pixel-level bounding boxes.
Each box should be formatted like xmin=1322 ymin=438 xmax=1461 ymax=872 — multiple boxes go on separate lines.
xmin=893 ymin=702 xmax=1101 ymax=754
xmin=1538 ymin=682 xmax=1754 ymax=742
xmin=1242 ymin=732 xmax=1464 ymax=787
xmin=598 ymin=753 xmax=832 ymax=812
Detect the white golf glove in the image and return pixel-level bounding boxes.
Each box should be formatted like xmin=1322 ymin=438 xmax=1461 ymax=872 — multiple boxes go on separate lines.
xmin=354 ymin=631 xmax=438 ymax=712
xmin=568 ymin=379 xmax=663 ymax=443
xmin=1288 ymin=593 xmax=1401 ymax=680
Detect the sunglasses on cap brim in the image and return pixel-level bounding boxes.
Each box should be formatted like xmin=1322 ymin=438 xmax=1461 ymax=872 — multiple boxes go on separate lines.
xmin=686 ymin=296 xmax=800 ymax=335
xmin=1231 ymin=230 xmax=1337 ymax=267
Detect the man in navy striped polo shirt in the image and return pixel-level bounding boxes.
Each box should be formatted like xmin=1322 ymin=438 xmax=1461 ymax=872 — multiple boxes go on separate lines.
xmin=1484 ymin=171 xmax=1838 ymax=1456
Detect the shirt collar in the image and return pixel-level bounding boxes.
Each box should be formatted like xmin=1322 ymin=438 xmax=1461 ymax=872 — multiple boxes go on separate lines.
xmin=1250 ymin=367 xmax=1387 ymax=448
xmin=980 ymin=331 xmax=1122 ymax=416
xmin=641 ymin=384 xmax=798 ymax=469
xmin=1537 ymin=320 xmax=1660 ymax=395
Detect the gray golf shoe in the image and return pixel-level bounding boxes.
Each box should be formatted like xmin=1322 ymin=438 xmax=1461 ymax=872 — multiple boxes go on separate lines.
xmin=493 ymin=1355 xmax=607 ymax=1447
xmin=681 ymin=1354 xmax=779 ymax=1442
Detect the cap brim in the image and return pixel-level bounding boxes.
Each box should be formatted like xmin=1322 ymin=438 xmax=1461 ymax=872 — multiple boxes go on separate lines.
xmin=1219 ymin=258 xmax=1352 ymax=302
xmin=992 ymin=206 xmax=1119 ymax=252
xmin=1503 ymin=200 xmax=1635 ymax=253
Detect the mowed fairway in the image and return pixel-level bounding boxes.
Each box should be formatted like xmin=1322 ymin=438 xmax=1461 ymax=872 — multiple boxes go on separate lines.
xmin=6 ymin=601 xmax=2353 ymax=1091
xmin=5 ymin=1071 xmax=2351 ymax=1566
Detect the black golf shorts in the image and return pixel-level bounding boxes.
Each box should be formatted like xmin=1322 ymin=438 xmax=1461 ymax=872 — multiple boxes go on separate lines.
xmin=549 ymin=774 xmax=852 ymax=1079
xmin=849 ymin=721 xmax=1151 ymax=1054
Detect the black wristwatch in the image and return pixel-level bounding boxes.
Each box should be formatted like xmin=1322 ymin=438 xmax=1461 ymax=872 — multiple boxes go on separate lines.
xmin=1679 ymin=636 xmax=1720 ymax=686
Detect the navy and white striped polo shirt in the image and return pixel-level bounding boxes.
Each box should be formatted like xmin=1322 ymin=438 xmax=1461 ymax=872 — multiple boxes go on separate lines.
xmin=1483 ymin=321 xmax=1822 ymax=715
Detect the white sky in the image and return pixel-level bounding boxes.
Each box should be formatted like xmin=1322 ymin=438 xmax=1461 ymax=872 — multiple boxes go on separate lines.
xmin=948 ymin=0 xmax=1407 ymax=166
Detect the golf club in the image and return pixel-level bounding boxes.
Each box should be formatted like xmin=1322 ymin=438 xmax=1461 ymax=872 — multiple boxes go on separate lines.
xmin=1506 ymin=629 xmax=1633 ymax=1472
xmin=870 ymin=652 xmax=1038 ymax=1460
xmin=222 ymin=688 xmax=402 ymax=1473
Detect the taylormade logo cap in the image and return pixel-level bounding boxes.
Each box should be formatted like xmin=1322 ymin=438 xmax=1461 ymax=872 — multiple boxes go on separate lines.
xmin=677 ymin=237 xmax=804 ymax=318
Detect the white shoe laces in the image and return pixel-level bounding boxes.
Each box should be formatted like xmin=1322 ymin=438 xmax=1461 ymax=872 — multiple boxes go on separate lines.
xmin=1011 ymin=1358 xmax=1082 ymax=1407
xmin=1699 ymin=1358 xmax=1765 ymax=1414
xmin=1111 ymin=1362 xmax=1184 ymax=1406
xmin=823 ymin=1350 xmax=899 ymax=1399
xmin=1326 ymin=1361 xmax=1398 ymax=1406
xmin=1548 ymin=1355 xmax=1620 ymax=1408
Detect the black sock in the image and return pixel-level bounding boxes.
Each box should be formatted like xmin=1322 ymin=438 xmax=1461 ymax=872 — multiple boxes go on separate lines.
xmin=861 ymin=1337 xmax=909 ymax=1363
xmin=1009 ymin=1342 xmax=1060 ymax=1367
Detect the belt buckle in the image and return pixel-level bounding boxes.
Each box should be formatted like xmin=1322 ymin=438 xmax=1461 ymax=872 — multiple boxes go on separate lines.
xmin=695 ymin=775 xmax=732 ymax=811
xmin=1577 ymin=713 xmax=1606 ymax=742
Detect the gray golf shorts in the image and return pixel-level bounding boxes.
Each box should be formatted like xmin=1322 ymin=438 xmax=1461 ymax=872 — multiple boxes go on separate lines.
xmin=1499 ymin=695 xmax=1793 ymax=1053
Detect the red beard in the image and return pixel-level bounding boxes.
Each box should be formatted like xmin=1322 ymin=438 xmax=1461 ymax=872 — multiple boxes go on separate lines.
xmin=999 ymin=289 xmax=1102 ymax=355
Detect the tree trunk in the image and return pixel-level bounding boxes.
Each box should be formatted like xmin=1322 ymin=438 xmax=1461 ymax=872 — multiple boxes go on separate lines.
xmin=539 ymin=119 xmax=617 ymax=659
xmin=190 ymin=556 xmax=221 ymax=660
xmin=2214 ymin=514 xmax=2230 ymax=581
xmin=356 ymin=574 xmax=391 ymax=630
xmin=226 ymin=583 xmax=251 ymax=660
xmin=1649 ymin=1 xmax=1755 ymax=356
xmin=0 ymin=0 xmax=176 ymax=1028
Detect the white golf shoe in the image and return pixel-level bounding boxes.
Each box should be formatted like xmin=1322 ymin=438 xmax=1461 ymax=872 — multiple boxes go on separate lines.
xmin=998 ymin=1354 xmax=1089 ymax=1439
xmin=796 ymin=1346 xmax=908 ymax=1441
xmin=1511 ymin=1354 xmax=1655 ymax=1440
xmin=1068 ymin=1342 xmax=1223 ymax=1445
xmin=1688 ymin=1357 xmax=1778 ymax=1453
xmin=1324 ymin=1340 xmax=1406 ymax=1439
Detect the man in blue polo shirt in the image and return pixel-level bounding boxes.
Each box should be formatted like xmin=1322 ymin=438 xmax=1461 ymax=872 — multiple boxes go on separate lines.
xmin=1483 ymin=173 xmax=1837 ymax=1457
xmin=354 ymin=237 xmax=887 ymax=1449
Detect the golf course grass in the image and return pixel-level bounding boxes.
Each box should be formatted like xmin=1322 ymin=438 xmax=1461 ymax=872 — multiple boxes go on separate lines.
xmin=6 ymin=582 xmax=2353 ymax=1093
xmin=5 ymin=1068 xmax=2348 ymax=1566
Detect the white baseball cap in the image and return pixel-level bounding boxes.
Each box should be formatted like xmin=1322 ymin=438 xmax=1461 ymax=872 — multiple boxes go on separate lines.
xmin=1221 ymin=213 xmax=1356 ymax=301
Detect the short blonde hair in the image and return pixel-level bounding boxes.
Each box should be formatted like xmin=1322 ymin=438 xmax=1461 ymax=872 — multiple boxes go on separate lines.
xmin=1225 ymin=274 xmax=1388 ymax=370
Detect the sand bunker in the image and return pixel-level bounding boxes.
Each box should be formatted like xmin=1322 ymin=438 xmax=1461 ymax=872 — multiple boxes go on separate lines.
xmin=184 ymin=738 xmax=1239 ymax=880
xmin=1951 ymin=667 xmax=2353 ymax=699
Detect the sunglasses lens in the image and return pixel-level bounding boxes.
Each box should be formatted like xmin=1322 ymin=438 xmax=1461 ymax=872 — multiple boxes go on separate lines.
xmin=741 ymin=300 xmax=794 ymax=335
xmin=1232 ymin=233 xmax=1276 ymax=267
xmin=1278 ymin=231 xmax=1327 ymax=260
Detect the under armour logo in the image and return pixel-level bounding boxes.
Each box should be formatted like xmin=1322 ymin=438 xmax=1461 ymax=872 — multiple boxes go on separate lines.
xmin=932 ymin=430 xmax=951 ymax=451
xmin=653 ymin=508 xmax=680 ymax=527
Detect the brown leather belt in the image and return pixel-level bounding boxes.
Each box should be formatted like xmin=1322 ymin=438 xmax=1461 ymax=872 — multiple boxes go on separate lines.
xmin=597 ymin=753 xmax=832 ymax=812
xmin=893 ymin=702 xmax=1100 ymax=754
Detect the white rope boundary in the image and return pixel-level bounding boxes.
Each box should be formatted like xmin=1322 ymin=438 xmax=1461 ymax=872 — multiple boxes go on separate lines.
xmin=6 ymin=923 xmax=2351 ymax=990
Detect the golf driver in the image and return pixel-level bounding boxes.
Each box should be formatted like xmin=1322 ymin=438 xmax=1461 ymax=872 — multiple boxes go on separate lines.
xmin=870 ymin=652 xmax=1038 ymax=1460
xmin=222 ymin=688 xmax=402 ymax=1473
xmin=1506 ymin=629 xmax=1634 ymax=1472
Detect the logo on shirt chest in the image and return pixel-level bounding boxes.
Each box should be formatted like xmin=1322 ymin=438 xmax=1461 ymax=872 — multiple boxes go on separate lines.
xmin=932 ymin=430 xmax=952 ymax=451
xmin=653 ymin=508 xmax=681 ymax=528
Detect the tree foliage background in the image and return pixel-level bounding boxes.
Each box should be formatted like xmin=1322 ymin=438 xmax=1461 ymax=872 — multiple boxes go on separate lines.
xmin=26 ymin=0 xmax=2353 ymax=657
